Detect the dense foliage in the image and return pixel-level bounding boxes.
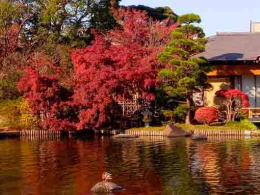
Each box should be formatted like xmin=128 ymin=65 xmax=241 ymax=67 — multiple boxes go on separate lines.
xmin=18 ymin=8 xmax=176 ymax=130
xmin=158 ymin=13 xmax=210 ymax=124
xmin=18 ymin=54 xmax=78 ymax=130
xmin=1 ymin=1 xmax=221 ymax=131
xmin=0 ymin=98 xmax=38 ymax=129
xmin=0 ymin=0 xmax=121 ymax=100
xmin=215 ymin=89 xmax=249 ymax=122
xmin=128 ymin=5 xmax=177 ymax=21
xmin=72 ymin=9 xmax=177 ymax=130
xmin=195 ymin=107 xmax=219 ymax=125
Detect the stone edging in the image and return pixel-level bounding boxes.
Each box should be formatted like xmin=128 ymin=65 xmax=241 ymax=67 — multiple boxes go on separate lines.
xmin=125 ymin=129 xmax=260 ymax=137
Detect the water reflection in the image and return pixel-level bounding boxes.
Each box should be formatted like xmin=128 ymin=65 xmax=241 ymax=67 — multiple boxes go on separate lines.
xmin=0 ymin=137 xmax=260 ymax=194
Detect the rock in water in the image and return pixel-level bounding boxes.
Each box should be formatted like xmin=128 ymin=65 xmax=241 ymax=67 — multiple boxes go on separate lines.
xmin=91 ymin=181 xmax=123 ymax=193
xmin=91 ymin=172 xmax=124 ymax=193
xmin=164 ymin=123 xmax=191 ymax=138
xmin=191 ymin=134 xmax=207 ymax=140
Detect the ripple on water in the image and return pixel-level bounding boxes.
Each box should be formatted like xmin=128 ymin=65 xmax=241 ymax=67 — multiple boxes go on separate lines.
xmin=0 ymin=138 xmax=260 ymax=194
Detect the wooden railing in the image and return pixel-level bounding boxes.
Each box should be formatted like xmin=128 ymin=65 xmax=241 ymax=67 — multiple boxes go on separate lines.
xmin=242 ymin=107 xmax=260 ymax=122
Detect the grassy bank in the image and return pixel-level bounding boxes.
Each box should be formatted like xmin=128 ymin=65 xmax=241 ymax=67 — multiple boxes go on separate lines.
xmin=126 ymin=120 xmax=258 ymax=131
xmin=126 ymin=126 xmax=166 ymax=131
xmin=177 ymin=120 xmax=258 ymax=131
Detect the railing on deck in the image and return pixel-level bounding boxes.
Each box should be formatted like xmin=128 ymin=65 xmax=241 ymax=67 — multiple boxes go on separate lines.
xmin=243 ymin=107 xmax=260 ymax=122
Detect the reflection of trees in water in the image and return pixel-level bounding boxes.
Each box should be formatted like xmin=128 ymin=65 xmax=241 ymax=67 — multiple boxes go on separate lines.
xmin=162 ymin=139 xmax=208 ymax=195
xmin=106 ymin=138 xmax=205 ymax=194
xmin=250 ymin=141 xmax=260 ymax=193
xmin=2 ymin=138 xmax=260 ymax=194
xmin=0 ymin=139 xmax=21 ymax=195
xmin=192 ymin=142 xmax=222 ymax=192
xmin=193 ymin=140 xmax=254 ymax=194
xmin=217 ymin=141 xmax=253 ymax=193
xmin=20 ymin=139 xmax=82 ymax=194
xmin=18 ymin=138 xmax=111 ymax=195
xmin=104 ymin=139 xmax=164 ymax=194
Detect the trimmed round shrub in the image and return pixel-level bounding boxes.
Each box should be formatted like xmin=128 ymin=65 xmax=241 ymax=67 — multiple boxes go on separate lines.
xmin=195 ymin=107 xmax=219 ymax=125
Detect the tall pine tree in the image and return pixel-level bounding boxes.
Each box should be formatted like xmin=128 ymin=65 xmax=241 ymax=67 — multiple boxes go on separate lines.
xmin=158 ymin=14 xmax=211 ymax=124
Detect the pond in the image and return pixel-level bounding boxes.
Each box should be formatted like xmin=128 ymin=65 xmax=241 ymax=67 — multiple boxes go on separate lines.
xmin=0 ymin=137 xmax=260 ymax=194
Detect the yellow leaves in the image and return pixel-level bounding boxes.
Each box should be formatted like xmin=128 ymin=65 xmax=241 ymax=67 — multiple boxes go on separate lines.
xmin=41 ymin=0 xmax=67 ymax=24
xmin=19 ymin=98 xmax=39 ymax=129
xmin=0 ymin=98 xmax=38 ymax=129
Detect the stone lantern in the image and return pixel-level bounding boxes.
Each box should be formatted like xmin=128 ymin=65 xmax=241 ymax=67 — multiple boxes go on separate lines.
xmin=142 ymin=110 xmax=152 ymax=127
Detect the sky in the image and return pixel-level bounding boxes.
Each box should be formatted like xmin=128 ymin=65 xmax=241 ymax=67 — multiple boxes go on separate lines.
xmin=121 ymin=0 xmax=260 ymax=36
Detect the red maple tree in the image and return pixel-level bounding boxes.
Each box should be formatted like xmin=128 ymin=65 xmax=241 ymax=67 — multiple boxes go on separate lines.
xmin=18 ymin=53 xmax=77 ymax=130
xmin=215 ymin=89 xmax=249 ymax=122
xmin=0 ymin=24 xmax=20 ymax=59
xmin=72 ymin=8 xmax=176 ymax=130
xmin=18 ymin=8 xmax=176 ymax=131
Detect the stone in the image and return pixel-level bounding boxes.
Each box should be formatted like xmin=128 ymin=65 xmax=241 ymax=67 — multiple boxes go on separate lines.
xmin=164 ymin=123 xmax=191 ymax=137
xmin=191 ymin=134 xmax=207 ymax=140
xmin=91 ymin=181 xmax=123 ymax=193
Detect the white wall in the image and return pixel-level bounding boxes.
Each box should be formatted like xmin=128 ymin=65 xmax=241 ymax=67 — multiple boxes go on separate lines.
xmin=242 ymin=75 xmax=256 ymax=107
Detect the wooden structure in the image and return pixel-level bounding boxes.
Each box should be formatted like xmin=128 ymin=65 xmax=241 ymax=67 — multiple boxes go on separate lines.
xmin=242 ymin=107 xmax=260 ymax=122
xmin=198 ymin=32 xmax=260 ymax=120
xmin=116 ymin=94 xmax=140 ymax=117
xmin=0 ymin=129 xmax=120 ymax=139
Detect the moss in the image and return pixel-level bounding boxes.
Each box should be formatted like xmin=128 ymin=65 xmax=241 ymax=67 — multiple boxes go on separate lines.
xmin=176 ymin=120 xmax=258 ymax=131
xmin=125 ymin=120 xmax=258 ymax=132
xmin=126 ymin=126 xmax=166 ymax=131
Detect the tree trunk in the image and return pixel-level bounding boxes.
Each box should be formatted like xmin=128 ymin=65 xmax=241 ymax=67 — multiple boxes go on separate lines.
xmin=185 ymin=98 xmax=191 ymax=124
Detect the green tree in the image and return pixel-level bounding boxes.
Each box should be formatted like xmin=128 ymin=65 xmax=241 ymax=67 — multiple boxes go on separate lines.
xmin=31 ymin=0 xmax=119 ymax=84
xmin=0 ymin=0 xmax=30 ymax=100
xmin=26 ymin=0 xmax=118 ymax=48
xmin=158 ymin=13 xmax=211 ymax=124
xmin=128 ymin=5 xmax=177 ymax=21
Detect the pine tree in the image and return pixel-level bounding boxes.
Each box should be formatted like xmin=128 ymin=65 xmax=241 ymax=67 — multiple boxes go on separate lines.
xmin=158 ymin=13 xmax=211 ymax=124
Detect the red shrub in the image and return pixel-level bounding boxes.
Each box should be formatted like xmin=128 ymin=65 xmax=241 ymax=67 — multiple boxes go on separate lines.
xmin=195 ymin=107 xmax=219 ymax=125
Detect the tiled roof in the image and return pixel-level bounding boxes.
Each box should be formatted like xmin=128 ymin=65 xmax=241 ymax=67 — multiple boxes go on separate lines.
xmin=199 ymin=32 xmax=260 ymax=61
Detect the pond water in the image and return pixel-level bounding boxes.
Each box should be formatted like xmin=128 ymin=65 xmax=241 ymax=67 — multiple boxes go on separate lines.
xmin=0 ymin=137 xmax=260 ymax=195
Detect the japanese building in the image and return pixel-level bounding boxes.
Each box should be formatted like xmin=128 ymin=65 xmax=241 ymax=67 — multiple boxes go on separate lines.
xmin=201 ymin=22 xmax=260 ymax=108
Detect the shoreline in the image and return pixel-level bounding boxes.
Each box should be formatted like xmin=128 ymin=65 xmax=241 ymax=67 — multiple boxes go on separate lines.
xmin=1 ymin=125 xmax=260 ymax=139
xmin=125 ymin=125 xmax=260 ymax=137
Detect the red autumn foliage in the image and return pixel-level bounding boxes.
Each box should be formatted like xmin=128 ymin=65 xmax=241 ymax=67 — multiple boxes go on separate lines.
xmin=0 ymin=24 xmax=20 ymax=59
xmin=72 ymin=8 xmax=176 ymax=130
xmin=18 ymin=53 xmax=77 ymax=131
xmin=18 ymin=8 xmax=176 ymax=131
xmin=195 ymin=107 xmax=219 ymax=125
xmin=215 ymin=89 xmax=249 ymax=122
xmin=215 ymin=89 xmax=249 ymax=107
